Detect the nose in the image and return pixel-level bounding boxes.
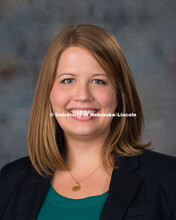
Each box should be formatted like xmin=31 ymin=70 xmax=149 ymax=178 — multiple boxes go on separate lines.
xmin=73 ymin=82 xmax=93 ymax=101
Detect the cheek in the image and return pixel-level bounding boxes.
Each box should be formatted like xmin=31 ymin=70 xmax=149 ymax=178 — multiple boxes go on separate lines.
xmin=96 ymin=89 xmax=117 ymax=108
xmin=50 ymin=86 xmax=70 ymax=110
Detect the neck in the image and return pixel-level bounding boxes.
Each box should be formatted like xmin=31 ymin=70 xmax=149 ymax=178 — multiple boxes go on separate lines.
xmin=62 ymin=133 xmax=109 ymax=172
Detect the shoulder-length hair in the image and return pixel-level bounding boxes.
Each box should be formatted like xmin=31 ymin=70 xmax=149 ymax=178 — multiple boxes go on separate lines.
xmin=27 ymin=24 xmax=151 ymax=177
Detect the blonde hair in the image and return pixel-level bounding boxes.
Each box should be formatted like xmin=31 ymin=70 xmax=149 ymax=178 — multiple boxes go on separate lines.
xmin=27 ymin=24 xmax=151 ymax=177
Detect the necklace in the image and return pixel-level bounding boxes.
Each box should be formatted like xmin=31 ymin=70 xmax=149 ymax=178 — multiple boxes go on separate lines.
xmin=67 ymin=164 xmax=103 ymax=192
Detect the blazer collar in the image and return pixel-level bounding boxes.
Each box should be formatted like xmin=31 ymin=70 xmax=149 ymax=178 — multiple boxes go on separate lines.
xmin=16 ymin=153 xmax=143 ymax=220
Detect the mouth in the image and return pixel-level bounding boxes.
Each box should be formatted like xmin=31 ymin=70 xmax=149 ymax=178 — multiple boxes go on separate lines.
xmin=67 ymin=109 xmax=100 ymax=117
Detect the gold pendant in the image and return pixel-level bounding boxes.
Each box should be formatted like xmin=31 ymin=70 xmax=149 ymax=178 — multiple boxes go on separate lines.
xmin=72 ymin=183 xmax=81 ymax=192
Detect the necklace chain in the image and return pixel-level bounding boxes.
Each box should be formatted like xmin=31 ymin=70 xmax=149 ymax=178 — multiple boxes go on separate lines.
xmin=67 ymin=163 xmax=103 ymax=191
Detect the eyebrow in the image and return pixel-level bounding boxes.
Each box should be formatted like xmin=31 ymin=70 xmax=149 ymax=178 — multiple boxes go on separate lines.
xmin=57 ymin=73 xmax=108 ymax=78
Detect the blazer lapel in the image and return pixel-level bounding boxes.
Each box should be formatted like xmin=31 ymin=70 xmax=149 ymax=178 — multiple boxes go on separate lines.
xmin=100 ymin=153 xmax=143 ymax=220
xmin=16 ymin=172 xmax=51 ymax=220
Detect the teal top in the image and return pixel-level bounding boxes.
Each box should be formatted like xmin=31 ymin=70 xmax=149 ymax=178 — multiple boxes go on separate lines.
xmin=37 ymin=184 xmax=108 ymax=220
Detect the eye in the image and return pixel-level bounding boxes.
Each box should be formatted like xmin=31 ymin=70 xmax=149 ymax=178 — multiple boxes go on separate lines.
xmin=61 ymin=78 xmax=74 ymax=84
xmin=92 ymin=79 xmax=106 ymax=85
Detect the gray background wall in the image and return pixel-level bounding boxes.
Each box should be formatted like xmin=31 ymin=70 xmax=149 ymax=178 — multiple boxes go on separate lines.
xmin=0 ymin=0 xmax=176 ymax=168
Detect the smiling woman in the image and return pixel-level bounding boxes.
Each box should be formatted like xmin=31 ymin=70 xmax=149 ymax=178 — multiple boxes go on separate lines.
xmin=28 ymin=25 xmax=150 ymax=178
xmin=0 ymin=24 xmax=176 ymax=220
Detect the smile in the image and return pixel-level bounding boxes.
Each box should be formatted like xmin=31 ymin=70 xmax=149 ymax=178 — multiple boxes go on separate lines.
xmin=69 ymin=109 xmax=98 ymax=116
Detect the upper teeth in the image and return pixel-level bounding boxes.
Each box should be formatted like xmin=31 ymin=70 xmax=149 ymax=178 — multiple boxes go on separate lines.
xmin=70 ymin=110 xmax=97 ymax=115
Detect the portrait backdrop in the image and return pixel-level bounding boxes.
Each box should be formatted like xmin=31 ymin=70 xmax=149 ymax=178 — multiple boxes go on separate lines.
xmin=0 ymin=0 xmax=176 ymax=168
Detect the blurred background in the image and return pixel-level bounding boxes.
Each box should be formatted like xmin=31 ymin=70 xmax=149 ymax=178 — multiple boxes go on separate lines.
xmin=0 ymin=0 xmax=176 ymax=168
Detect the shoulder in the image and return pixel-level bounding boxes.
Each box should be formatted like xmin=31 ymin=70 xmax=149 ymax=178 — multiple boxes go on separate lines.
xmin=0 ymin=157 xmax=41 ymax=217
xmin=137 ymin=149 xmax=176 ymax=181
xmin=139 ymin=149 xmax=176 ymax=169
xmin=0 ymin=156 xmax=37 ymax=183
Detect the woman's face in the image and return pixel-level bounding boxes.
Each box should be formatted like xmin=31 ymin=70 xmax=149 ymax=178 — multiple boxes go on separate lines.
xmin=50 ymin=46 xmax=117 ymax=139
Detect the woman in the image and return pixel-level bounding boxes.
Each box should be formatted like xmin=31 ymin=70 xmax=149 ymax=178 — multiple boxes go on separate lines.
xmin=0 ymin=24 xmax=176 ymax=220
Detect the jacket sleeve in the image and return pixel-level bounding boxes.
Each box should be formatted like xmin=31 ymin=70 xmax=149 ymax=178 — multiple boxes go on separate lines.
xmin=0 ymin=165 xmax=15 ymax=218
xmin=171 ymin=179 xmax=176 ymax=220
xmin=0 ymin=158 xmax=29 ymax=218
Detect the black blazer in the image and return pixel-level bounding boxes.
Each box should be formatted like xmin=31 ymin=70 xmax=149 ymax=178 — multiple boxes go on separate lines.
xmin=0 ymin=149 xmax=176 ymax=220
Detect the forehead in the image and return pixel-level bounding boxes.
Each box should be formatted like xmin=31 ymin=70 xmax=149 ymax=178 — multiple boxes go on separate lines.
xmin=56 ymin=46 xmax=106 ymax=73
xmin=58 ymin=46 xmax=97 ymax=63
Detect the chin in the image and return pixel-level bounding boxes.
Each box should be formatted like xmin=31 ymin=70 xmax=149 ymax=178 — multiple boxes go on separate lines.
xmin=66 ymin=129 xmax=99 ymax=138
